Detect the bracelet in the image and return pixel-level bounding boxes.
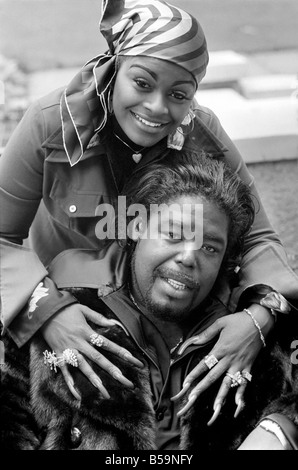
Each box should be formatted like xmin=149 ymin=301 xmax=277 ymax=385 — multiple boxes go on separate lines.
xmin=259 ymin=419 xmax=290 ymax=449
xmin=244 ymin=308 xmax=266 ymax=348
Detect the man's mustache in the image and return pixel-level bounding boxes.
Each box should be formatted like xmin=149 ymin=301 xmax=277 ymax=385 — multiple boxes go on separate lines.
xmin=154 ymin=267 xmax=200 ymax=290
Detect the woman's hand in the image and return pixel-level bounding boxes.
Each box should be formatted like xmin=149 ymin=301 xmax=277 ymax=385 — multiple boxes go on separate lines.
xmin=172 ymin=304 xmax=275 ymax=423
xmin=41 ymin=303 xmax=144 ymax=400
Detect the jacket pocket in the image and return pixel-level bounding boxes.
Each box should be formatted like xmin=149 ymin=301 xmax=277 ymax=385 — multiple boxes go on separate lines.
xmin=49 ymin=179 xmax=117 ymax=239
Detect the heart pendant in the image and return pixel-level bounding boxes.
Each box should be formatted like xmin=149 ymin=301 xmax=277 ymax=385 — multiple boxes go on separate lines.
xmin=132 ymin=153 xmax=142 ymax=164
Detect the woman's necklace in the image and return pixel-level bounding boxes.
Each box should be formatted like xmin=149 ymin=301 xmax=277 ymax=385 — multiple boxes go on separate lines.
xmin=114 ymin=133 xmax=146 ymax=163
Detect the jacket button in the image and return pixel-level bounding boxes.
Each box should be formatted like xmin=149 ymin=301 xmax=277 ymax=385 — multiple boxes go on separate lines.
xmin=69 ymin=204 xmax=77 ymax=213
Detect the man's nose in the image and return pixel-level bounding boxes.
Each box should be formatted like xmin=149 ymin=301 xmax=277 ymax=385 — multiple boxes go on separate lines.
xmin=174 ymin=243 xmax=198 ymax=268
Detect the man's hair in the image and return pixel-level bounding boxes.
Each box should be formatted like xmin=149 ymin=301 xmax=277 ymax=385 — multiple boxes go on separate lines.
xmin=120 ymin=150 xmax=255 ymax=272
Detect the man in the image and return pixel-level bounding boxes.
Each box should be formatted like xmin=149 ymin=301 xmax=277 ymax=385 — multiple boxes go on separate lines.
xmin=1 ymin=150 xmax=297 ymax=450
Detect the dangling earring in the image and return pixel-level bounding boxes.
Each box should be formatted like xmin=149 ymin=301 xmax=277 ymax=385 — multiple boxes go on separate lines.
xmin=167 ymin=127 xmax=185 ymax=151
xmin=107 ymin=88 xmax=113 ymax=115
xmin=180 ymin=109 xmax=195 ymax=135
xmin=167 ymin=110 xmax=195 ymax=150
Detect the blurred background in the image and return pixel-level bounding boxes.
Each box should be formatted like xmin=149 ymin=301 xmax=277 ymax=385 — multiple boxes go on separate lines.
xmin=0 ymin=0 xmax=298 ymax=268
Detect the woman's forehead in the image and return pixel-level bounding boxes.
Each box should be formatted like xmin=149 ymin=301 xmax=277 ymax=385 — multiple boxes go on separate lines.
xmin=119 ymin=55 xmax=196 ymax=83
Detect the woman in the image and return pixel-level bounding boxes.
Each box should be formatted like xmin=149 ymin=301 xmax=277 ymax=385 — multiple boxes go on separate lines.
xmin=1 ymin=0 xmax=297 ymax=411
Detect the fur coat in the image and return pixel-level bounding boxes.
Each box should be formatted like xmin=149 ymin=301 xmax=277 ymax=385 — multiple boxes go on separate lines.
xmin=1 ymin=288 xmax=298 ymax=450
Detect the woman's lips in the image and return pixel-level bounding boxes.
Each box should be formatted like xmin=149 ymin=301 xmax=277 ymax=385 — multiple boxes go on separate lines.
xmin=131 ymin=111 xmax=168 ymax=128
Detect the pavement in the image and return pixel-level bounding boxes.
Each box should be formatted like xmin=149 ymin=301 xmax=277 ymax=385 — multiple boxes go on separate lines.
xmin=26 ymin=49 xmax=298 ymax=164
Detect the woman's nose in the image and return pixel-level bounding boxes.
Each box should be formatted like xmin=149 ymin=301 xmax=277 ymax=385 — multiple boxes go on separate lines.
xmin=145 ymin=92 xmax=168 ymax=115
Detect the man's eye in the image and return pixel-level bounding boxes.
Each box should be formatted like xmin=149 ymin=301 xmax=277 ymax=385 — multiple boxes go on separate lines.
xmin=167 ymin=231 xmax=182 ymax=240
xmin=201 ymin=244 xmax=216 ymax=253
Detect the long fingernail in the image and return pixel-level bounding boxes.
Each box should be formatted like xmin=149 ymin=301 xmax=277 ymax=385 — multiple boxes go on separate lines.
xmin=177 ymin=395 xmax=196 ymax=417
xmin=178 ymin=336 xmax=202 ymax=355
xmin=123 ymin=352 xmax=144 ymax=368
xmin=207 ymin=403 xmax=221 ymax=426
xmin=178 ymin=341 xmax=193 ymax=355
xmin=171 ymin=383 xmax=190 ymax=401
xmin=234 ymin=399 xmax=244 ymax=418
xmin=113 ymin=370 xmax=134 ymax=389
xmin=67 ymin=381 xmax=81 ymax=401
xmin=91 ymin=377 xmax=110 ymax=399
xmin=109 ymin=320 xmax=130 ymax=336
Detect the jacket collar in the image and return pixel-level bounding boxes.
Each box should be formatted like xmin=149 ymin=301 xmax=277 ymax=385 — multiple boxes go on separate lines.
xmin=42 ymin=130 xmax=105 ymax=163
xmin=101 ymin=286 xmax=228 ymax=370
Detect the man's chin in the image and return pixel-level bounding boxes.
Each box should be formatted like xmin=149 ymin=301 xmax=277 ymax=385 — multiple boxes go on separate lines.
xmin=147 ymin=299 xmax=193 ymax=322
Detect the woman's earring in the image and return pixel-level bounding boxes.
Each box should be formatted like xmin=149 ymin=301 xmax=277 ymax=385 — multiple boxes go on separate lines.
xmin=167 ymin=110 xmax=195 ymax=150
xmin=167 ymin=127 xmax=185 ymax=151
xmin=181 ymin=111 xmax=193 ymax=126
xmin=108 ymin=88 xmax=113 ymax=114
xmin=180 ymin=109 xmax=195 ymax=134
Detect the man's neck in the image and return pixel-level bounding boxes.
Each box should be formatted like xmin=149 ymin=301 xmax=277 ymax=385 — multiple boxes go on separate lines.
xmin=127 ymin=283 xmax=190 ymax=352
xmin=150 ymin=318 xmax=184 ymax=352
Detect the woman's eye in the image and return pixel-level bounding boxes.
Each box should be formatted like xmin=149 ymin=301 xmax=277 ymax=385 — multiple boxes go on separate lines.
xmin=170 ymin=91 xmax=188 ymax=101
xmin=135 ymin=78 xmax=150 ymax=89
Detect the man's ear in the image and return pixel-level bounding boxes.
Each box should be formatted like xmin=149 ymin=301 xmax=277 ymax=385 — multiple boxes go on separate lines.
xmin=129 ymin=216 xmax=145 ymax=241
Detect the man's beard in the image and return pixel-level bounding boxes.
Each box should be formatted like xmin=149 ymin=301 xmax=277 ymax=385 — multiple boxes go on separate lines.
xmin=143 ymin=291 xmax=192 ymax=322
xmin=130 ymin=253 xmax=193 ymax=323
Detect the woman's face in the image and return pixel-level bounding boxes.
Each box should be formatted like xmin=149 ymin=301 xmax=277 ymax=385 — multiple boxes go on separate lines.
xmin=112 ymin=56 xmax=197 ymax=147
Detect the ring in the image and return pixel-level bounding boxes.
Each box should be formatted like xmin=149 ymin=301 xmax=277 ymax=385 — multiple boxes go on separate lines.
xmin=242 ymin=370 xmax=252 ymax=382
xmin=204 ymin=354 xmax=219 ymax=370
xmin=226 ymin=371 xmax=246 ymax=388
xmin=90 ymin=333 xmax=105 ymax=348
xmin=43 ymin=348 xmax=78 ymax=373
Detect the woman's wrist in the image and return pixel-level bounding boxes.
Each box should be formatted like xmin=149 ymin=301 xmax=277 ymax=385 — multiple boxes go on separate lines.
xmin=246 ymin=303 xmax=275 ymax=337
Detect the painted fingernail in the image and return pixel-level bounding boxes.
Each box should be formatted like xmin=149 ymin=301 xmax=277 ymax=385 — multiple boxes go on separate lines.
xmin=234 ymin=399 xmax=245 ymax=418
xmin=177 ymin=395 xmax=196 ymax=417
xmin=109 ymin=320 xmax=130 ymax=336
xmin=207 ymin=403 xmax=221 ymax=426
xmin=171 ymin=383 xmax=190 ymax=401
xmin=91 ymin=377 xmax=110 ymax=399
xmin=123 ymin=352 xmax=144 ymax=367
xmin=113 ymin=370 xmax=134 ymax=388
xmin=67 ymin=381 xmax=81 ymax=401
xmin=178 ymin=342 xmax=192 ymax=355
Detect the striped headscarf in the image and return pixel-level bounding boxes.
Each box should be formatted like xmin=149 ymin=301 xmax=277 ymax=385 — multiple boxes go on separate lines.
xmin=61 ymin=0 xmax=209 ymax=166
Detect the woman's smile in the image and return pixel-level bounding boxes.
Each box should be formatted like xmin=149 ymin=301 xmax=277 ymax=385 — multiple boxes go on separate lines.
xmin=131 ymin=111 xmax=167 ymax=129
xmin=112 ymin=56 xmax=196 ymax=147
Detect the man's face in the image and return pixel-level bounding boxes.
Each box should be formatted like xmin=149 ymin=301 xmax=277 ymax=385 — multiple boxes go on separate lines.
xmin=130 ymin=195 xmax=229 ymax=324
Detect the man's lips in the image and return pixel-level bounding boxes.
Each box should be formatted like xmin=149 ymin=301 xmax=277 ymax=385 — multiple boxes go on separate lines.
xmin=155 ymin=268 xmax=200 ymax=290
